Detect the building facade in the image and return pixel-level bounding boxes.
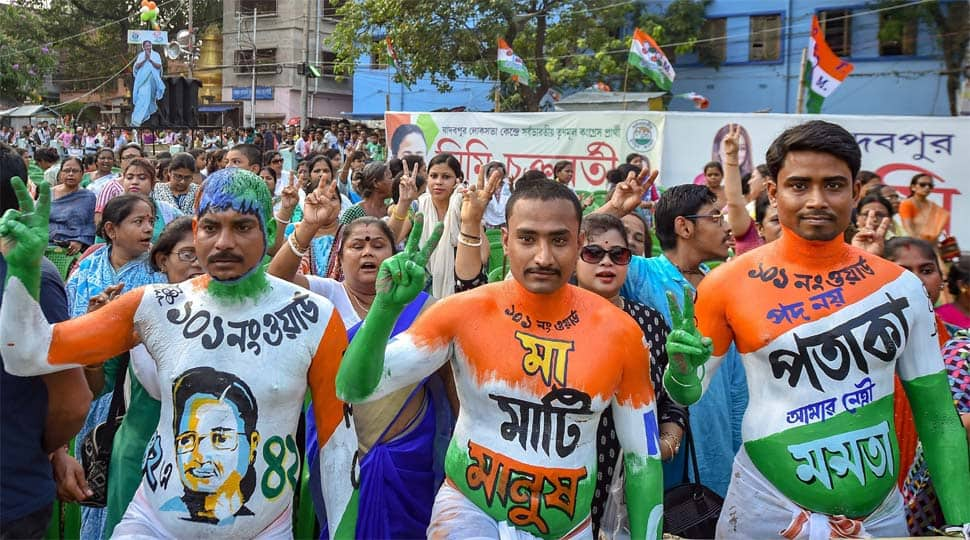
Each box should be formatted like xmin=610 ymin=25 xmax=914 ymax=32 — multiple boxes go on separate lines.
xmin=665 ymin=0 xmax=958 ymax=115
xmin=221 ymin=0 xmax=351 ymax=125
xmin=351 ymin=55 xmax=494 ymax=115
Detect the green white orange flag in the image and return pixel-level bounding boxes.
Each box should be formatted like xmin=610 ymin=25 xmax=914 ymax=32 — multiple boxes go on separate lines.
xmin=497 ymin=38 xmax=530 ymax=85
xmin=386 ymin=37 xmax=401 ymax=72
xmin=628 ymin=28 xmax=675 ymax=91
xmin=804 ymin=15 xmax=854 ymax=113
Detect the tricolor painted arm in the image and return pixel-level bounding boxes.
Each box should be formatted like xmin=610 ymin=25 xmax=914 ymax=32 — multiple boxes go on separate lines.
xmin=0 ymin=284 xmax=143 ymax=376
xmin=898 ymin=292 xmax=970 ymax=524
xmin=662 ymin=287 xmax=717 ymax=406
xmin=613 ymin=336 xmax=664 ymax=540
xmin=335 ymin=216 xmax=443 ymax=402
xmin=307 ymin=309 xmax=350 ymax=446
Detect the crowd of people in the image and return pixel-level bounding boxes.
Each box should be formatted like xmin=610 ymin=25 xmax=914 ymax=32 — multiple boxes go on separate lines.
xmin=0 ymin=118 xmax=968 ymax=540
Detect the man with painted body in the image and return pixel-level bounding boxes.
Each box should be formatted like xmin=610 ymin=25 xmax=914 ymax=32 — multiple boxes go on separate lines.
xmin=664 ymin=121 xmax=970 ymax=538
xmin=336 ymin=180 xmax=663 ymax=539
xmin=0 ymin=168 xmax=348 ymax=538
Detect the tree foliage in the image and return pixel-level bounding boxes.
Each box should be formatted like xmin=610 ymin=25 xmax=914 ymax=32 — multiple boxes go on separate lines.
xmin=0 ymin=4 xmax=58 ymax=103
xmin=330 ymin=0 xmax=712 ymax=111
xmin=7 ymin=0 xmax=221 ymax=96
xmin=873 ymin=0 xmax=969 ymax=116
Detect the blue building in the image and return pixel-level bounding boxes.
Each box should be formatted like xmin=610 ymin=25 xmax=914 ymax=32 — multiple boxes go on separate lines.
xmin=352 ymin=0 xmax=957 ymax=116
xmin=663 ymin=0 xmax=955 ymax=115
xmin=351 ymin=52 xmax=494 ymax=114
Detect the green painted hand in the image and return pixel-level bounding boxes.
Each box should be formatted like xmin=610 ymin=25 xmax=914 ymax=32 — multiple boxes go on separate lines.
xmin=663 ymin=286 xmax=713 ymax=406
xmin=0 ymin=177 xmax=50 ymax=300
xmin=375 ymin=213 xmax=443 ymax=311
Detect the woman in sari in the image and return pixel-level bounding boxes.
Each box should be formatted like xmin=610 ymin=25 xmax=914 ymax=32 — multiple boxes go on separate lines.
xmin=49 ymin=156 xmax=96 ymax=255
xmin=119 ymin=157 xmax=183 ymax=239
xmin=131 ymin=41 xmax=165 ymax=127
xmin=65 ymin=194 xmax=167 ymax=539
xmin=268 ymin=182 xmax=456 ymax=539
xmin=898 ymin=173 xmax=949 ymax=243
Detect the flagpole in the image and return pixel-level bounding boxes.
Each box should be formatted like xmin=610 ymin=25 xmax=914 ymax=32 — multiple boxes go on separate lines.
xmin=386 ymin=62 xmax=391 ymax=111
xmin=495 ymin=72 xmax=501 ymax=112
xmin=795 ymin=47 xmax=807 ymax=114
xmin=622 ymin=50 xmax=631 ymax=111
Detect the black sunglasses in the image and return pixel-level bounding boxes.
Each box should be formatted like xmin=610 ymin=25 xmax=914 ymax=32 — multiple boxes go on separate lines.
xmin=580 ymin=245 xmax=632 ymax=265
xmin=916 ymin=182 xmax=934 ymax=188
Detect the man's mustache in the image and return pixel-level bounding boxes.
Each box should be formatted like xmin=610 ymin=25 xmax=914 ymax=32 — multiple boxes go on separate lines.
xmin=207 ymin=252 xmax=244 ymax=264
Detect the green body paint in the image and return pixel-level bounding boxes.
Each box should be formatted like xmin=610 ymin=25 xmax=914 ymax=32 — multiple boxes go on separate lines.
xmin=744 ymin=395 xmax=898 ymax=517
xmin=336 ymin=299 xmax=400 ymax=402
xmin=622 ymin=452 xmax=664 ymax=539
xmin=443 ymin=439 xmax=596 ymax=539
xmin=206 ymin=267 xmax=270 ymax=303
xmin=903 ymin=371 xmax=970 ymax=525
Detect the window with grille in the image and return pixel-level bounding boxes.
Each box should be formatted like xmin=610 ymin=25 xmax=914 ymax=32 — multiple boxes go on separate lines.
xmin=749 ymin=14 xmax=782 ymax=61
xmin=238 ymin=0 xmax=277 ymax=16
xmin=818 ymin=10 xmax=852 ymax=57
xmin=697 ymin=18 xmax=726 ymax=64
xmin=878 ymin=13 xmax=917 ymax=56
xmin=234 ymin=48 xmax=277 ymax=74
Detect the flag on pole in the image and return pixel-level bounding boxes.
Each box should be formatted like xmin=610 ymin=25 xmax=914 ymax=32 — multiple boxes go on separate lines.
xmin=386 ymin=37 xmax=401 ymax=71
xmin=804 ymin=15 xmax=854 ymax=113
xmin=674 ymin=92 xmax=710 ymax=109
xmin=628 ymin=28 xmax=675 ymax=91
xmin=497 ymin=38 xmax=530 ymax=85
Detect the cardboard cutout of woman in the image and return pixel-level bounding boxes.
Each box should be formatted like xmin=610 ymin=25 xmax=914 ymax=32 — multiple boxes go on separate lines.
xmin=132 ymin=41 xmax=165 ymax=127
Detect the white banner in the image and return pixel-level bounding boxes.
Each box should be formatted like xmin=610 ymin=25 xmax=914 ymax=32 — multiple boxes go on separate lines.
xmin=385 ymin=112 xmax=664 ymax=191
xmin=386 ymin=111 xmax=968 ymax=242
xmin=660 ymin=112 xmax=967 ymax=242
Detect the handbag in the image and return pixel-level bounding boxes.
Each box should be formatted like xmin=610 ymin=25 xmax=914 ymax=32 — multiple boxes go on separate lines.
xmin=663 ymin=421 xmax=724 ymax=539
xmin=78 ymin=355 xmax=129 ymax=508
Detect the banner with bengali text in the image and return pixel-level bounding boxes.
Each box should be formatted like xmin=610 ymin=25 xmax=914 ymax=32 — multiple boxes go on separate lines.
xmin=386 ymin=111 xmax=967 ymax=242
xmin=385 ymin=111 xmax=665 ymax=191
xmin=659 ymin=112 xmax=967 ymax=243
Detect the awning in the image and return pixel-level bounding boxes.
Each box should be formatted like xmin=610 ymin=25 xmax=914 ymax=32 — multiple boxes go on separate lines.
xmin=198 ymin=104 xmax=237 ymax=113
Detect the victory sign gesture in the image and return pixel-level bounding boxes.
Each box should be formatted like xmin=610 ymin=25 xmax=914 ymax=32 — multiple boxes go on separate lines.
xmin=461 ymin=167 xmax=502 ymax=226
xmin=663 ymin=286 xmax=713 ymax=406
xmin=0 ymin=177 xmax=50 ymax=300
xmin=337 ymin=213 xmax=443 ymax=403
xmin=301 ymin=179 xmax=342 ymax=230
xmin=376 ymin=214 xmax=443 ymax=310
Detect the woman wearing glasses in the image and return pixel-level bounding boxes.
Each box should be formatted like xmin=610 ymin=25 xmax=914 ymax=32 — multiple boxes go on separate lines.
xmin=898 ymin=173 xmax=949 ymax=243
xmin=573 ymin=213 xmax=687 ymax=535
xmin=151 ymin=153 xmax=200 ymax=215
xmin=49 ymin=156 xmax=96 ymax=256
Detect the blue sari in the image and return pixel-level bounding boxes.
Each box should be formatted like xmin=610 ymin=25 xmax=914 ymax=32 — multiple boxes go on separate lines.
xmin=131 ymin=49 xmax=165 ymax=127
xmin=305 ymin=292 xmax=454 ymax=539
xmin=66 ymin=246 xmax=166 ymax=539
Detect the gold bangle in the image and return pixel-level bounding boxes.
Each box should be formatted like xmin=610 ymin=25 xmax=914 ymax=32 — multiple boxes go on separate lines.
xmin=392 ymin=211 xmax=407 ymax=221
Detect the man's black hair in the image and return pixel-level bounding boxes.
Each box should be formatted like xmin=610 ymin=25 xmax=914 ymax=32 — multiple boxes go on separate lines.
xmin=505 ymin=176 xmax=582 ymax=226
xmin=654 ymin=184 xmax=717 ymax=251
xmin=765 ymin=120 xmax=861 ymax=181
xmin=231 ymin=143 xmax=263 ymax=168
xmin=1 ymin=142 xmax=29 ymax=215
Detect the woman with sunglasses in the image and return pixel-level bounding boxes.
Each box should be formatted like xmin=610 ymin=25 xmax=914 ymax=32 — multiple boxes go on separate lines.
xmin=898 ymin=173 xmax=949 ymax=243
xmin=574 ymin=213 xmax=687 ymax=535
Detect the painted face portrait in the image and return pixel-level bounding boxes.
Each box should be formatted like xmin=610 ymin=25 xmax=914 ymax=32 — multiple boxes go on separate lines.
xmin=169 ymin=367 xmax=260 ymax=523
xmin=175 ymin=396 xmax=253 ymax=494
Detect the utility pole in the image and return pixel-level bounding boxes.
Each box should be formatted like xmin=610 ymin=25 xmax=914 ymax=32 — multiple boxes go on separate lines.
xmin=300 ymin=0 xmax=311 ymax=131
xmin=795 ymin=47 xmax=807 ymax=114
xmin=186 ymin=0 xmax=193 ymax=78
xmin=250 ymin=8 xmax=257 ymax=128
xmin=311 ymin=0 xmax=321 ymax=119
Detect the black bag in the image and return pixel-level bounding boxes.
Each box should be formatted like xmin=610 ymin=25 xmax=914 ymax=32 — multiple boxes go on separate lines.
xmin=663 ymin=422 xmax=724 ymax=539
xmin=78 ymin=356 xmax=129 ymax=508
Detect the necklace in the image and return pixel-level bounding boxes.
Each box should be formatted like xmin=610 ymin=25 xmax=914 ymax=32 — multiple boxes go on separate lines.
xmin=674 ymin=263 xmax=704 ymax=276
xmin=342 ymin=281 xmax=374 ymax=317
